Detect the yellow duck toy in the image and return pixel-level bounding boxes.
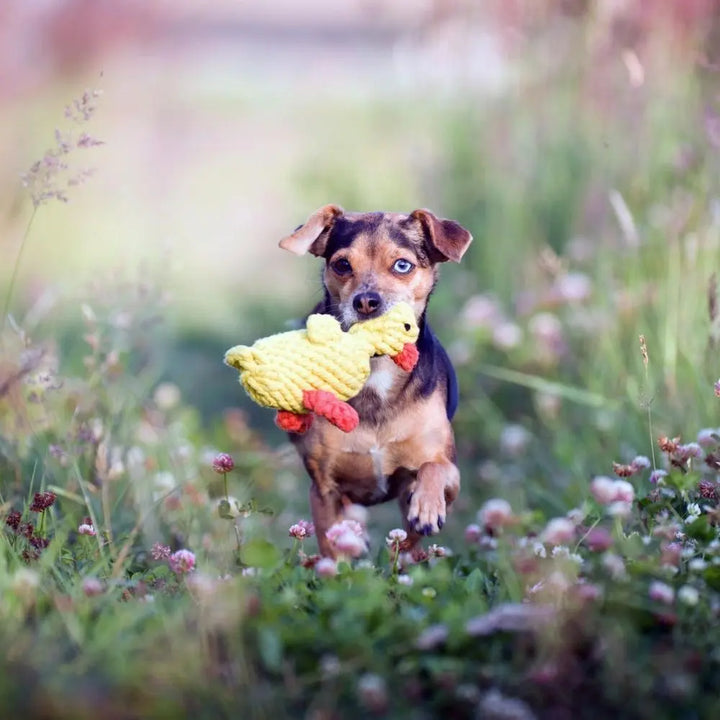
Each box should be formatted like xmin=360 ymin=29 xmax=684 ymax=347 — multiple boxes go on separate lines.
xmin=224 ymin=302 xmax=420 ymax=433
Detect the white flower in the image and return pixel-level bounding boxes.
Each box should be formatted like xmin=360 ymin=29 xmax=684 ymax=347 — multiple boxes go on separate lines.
xmin=688 ymin=558 xmax=707 ymax=572
xmin=677 ymin=585 xmax=699 ymax=606
xmin=478 ymin=498 xmax=514 ymax=530
xmin=602 ymin=552 xmax=627 ymax=580
xmin=631 ymin=455 xmax=651 ymax=470
xmin=533 ymin=542 xmax=547 ymax=558
xmin=386 ymin=528 xmax=408 ymax=546
xmin=607 ymin=501 xmax=633 ymax=518
xmin=397 ymin=574 xmax=413 ymax=586
xmin=613 ymin=480 xmax=635 ymax=503
xmin=685 ymin=503 xmax=702 ymax=522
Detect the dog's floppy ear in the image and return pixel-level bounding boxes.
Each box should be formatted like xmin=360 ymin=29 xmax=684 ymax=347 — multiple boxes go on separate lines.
xmin=410 ymin=209 xmax=473 ymax=263
xmin=279 ymin=204 xmax=344 ymax=256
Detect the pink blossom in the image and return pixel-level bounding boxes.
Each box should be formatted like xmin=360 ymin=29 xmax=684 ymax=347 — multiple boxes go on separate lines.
xmin=541 ymin=517 xmax=576 ymax=545
xmin=212 ymin=453 xmax=235 ymax=474
xmin=289 ymin=520 xmax=315 ymax=539
xmin=169 ymin=549 xmax=196 ymax=575
xmin=151 ymin=543 xmax=172 ymax=561
xmin=464 ymin=523 xmax=483 ymax=543
xmin=590 ymin=476 xmax=617 ymax=504
xmin=613 ymin=480 xmax=635 ymax=503
xmin=82 ymin=577 xmax=104 ymax=597
xmin=333 ymin=530 xmax=366 ymax=558
xmin=78 ymin=523 xmax=96 ymax=536
xmin=649 ymin=581 xmax=675 ymax=605
xmin=326 ymin=519 xmax=364 ymax=544
xmin=315 ymin=557 xmax=338 ymax=577
xmin=584 ymin=527 xmax=613 ymax=552
xmin=478 ymin=498 xmax=514 ymax=530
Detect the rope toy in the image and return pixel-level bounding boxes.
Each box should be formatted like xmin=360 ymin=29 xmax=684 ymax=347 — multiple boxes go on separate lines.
xmin=224 ymin=303 xmax=420 ymax=433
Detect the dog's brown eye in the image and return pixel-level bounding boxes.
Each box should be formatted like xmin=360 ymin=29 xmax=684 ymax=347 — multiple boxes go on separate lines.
xmin=392 ymin=258 xmax=414 ymax=275
xmin=331 ymin=258 xmax=352 ymax=275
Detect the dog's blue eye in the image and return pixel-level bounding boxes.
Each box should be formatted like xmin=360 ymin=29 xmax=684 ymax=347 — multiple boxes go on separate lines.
xmin=331 ymin=258 xmax=352 ymax=275
xmin=393 ymin=258 xmax=414 ymax=274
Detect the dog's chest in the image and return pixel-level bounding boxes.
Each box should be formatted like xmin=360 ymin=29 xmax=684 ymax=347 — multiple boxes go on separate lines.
xmin=363 ymin=356 xmax=397 ymax=400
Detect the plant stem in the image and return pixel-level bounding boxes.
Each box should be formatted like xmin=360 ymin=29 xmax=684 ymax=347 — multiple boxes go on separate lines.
xmin=3 ymin=206 xmax=38 ymax=329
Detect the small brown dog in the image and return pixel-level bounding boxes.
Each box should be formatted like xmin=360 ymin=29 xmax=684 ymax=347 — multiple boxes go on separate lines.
xmin=279 ymin=205 xmax=472 ymax=558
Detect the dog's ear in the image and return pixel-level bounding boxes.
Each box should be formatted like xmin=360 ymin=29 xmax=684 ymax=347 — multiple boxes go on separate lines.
xmin=410 ymin=209 xmax=473 ymax=263
xmin=279 ymin=204 xmax=344 ymax=256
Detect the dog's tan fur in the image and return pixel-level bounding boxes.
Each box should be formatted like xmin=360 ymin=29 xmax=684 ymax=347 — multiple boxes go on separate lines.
xmin=280 ymin=206 xmax=472 ymax=558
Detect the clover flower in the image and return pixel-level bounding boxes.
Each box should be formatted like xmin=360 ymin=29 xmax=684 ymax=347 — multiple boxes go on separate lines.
xmin=541 ymin=517 xmax=576 ymax=545
xmin=289 ymin=520 xmax=315 ymax=539
xmin=30 ymin=491 xmax=56 ymax=512
xmin=315 ymin=557 xmax=338 ymax=577
xmin=169 ymin=549 xmax=196 ymax=575
xmin=478 ymin=498 xmax=514 ymax=531
xmin=78 ymin=523 xmax=96 ymax=536
xmin=386 ymin=528 xmax=408 ymax=547
xmin=212 ymin=453 xmax=235 ymax=474
xmin=649 ymin=581 xmax=675 ymax=605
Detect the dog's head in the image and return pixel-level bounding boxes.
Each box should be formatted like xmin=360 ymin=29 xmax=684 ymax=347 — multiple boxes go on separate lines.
xmin=279 ymin=205 xmax=472 ymax=327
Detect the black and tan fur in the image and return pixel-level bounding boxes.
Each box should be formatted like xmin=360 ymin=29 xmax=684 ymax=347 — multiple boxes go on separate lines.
xmin=279 ymin=205 xmax=472 ymax=558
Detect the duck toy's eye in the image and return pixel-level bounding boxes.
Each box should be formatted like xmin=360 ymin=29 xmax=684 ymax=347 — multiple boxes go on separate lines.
xmin=393 ymin=258 xmax=414 ymax=274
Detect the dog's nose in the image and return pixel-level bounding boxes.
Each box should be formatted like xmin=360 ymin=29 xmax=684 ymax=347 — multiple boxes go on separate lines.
xmin=352 ymin=291 xmax=383 ymax=317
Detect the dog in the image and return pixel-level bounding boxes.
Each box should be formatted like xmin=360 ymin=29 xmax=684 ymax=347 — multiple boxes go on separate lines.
xmin=279 ymin=205 xmax=472 ymax=558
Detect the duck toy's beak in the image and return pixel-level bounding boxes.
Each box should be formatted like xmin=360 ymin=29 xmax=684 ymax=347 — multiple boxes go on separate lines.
xmin=390 ymin=343 xmax=419 ymax=372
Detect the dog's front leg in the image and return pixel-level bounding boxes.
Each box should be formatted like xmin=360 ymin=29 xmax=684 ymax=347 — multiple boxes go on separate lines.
xmin=406 ymin=460 xmax=460 ymax=537
xmin=309 ymin=482 xmax=343 ymax=557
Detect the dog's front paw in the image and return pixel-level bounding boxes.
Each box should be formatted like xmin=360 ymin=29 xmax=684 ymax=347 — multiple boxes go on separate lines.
xmin=407 ymin=488 xmax=445 ymax=536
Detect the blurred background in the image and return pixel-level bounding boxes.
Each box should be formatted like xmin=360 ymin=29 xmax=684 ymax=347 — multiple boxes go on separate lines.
xmin=3 ymin=0 xmax=720 ymax=526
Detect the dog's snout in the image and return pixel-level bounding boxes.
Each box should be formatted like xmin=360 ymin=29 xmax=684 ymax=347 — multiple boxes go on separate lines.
xmin=352 ymin=291 xmax=383 ymax=317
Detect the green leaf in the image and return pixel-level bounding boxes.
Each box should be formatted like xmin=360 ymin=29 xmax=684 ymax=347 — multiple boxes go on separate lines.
xmin=240 ymin=538 xmax=281 ymax=569
xmin=465 ymin=568 xmax=485 ymax=594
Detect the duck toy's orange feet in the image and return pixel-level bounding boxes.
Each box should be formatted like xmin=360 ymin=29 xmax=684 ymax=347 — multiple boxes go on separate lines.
xmin=275 ymin=410 xmax=314 ymax=434
xmin=302 ymin=389 xmax=359 ymax=432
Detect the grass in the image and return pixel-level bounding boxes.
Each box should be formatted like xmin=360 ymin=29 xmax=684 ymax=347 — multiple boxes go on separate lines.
xmin=4 ymin=6 xmax=720 ymax=719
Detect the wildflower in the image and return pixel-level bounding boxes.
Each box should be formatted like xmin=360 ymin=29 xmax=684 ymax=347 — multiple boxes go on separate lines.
xmin=478 ymin=498 xmax=514 ymax=531
xmin=612 ymin=462 xmax=637 ymax=477
xmin=5 ymin=510 xmax=21 ymax=531
xmin=397 ymin=574 xmax=413 ymax=586
xmin=241 ymin=567 xmax=258 ymax=577
xmin=461 ymin=294 xmax=503 ymax=330
xmin=326 ymin=519 xmax=364 ymax=544
xmin=677 ymin=585 xmax=700 ymax=606
xmin=649 ymin=469 xmax=668 ymax=485
xmin=479 ymin=689 xmax=537 ymax=720
xmin=541 ymin=517 xmax=576 ymax=545
xmin=632 ymin=455 xmax=651 ymax=470
xmin=614 ymin=480 xmax=635 ymax=503
xmin=315 ymin=557 xmax=338 ymax=577
xmin=590 ymin=476 xmax=617 ymax=504
xmin=697 ymin=428 xmax=719 ymax=447
xmin=415 ymin=624 xmax=448 ymax=650
xmin=464 ymin=523 xmax=482 ymax=542
xmin=289 ymin=520 xmax=315 ymax=539
xmin=688 ymin=558 xmax=708 ymax=572
xmin=343 ymin=503 xmax=368 ymax=526
xmin=566 ymin=507 xmax=585 ymax=525
xmin=659 ymin=436 xmax=681 ymax=454
xmin=386 ymin=528 xmax=408 ymax=547
xmin=698 ymin=480 xmax=718 ymax=500
xmin=30 ymin=491 xmax=56 ymax=512
xmin=649 ymin=581 xmax=675 ymax=605
xmin=685 ymin=503 xmax=702 ymax=523
xmin=602 ymin=552 xmax=627 ymax=580
xmin=169 ymin=549 xmax=196 ymax=575
xmin=151 ymin=543 xmax=171 ymax=561
xmin=357 ymin=673 xmax=388 ymax=713
xmin=212 ymin=453 xmax=235 ymax=474
xmin=585 ymin=527 xmax=613 ymax=552
xmin=492 ymin=322 xmax=523 ymax=350
xmin=332 ymin=530 xmax=366 ymax=558
xmin=715 ymin=379 xmax=720 ymax=397
xmin=82 ymin=577 xmax=104 ymax=597
xmin=29 ymin=537 xmax=49 ymax=551
xmin=499 ymin=424 xmax=531 ymax=457
xmin=533 ymin=542 xmax=547 ymax=558
xmin=607 ymin=501 xmax=633 ymax=518
xmin=428 ymin=544 xmax=451 ymax=558
xmin=78 ymin=522 xmax=96 ymax=536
